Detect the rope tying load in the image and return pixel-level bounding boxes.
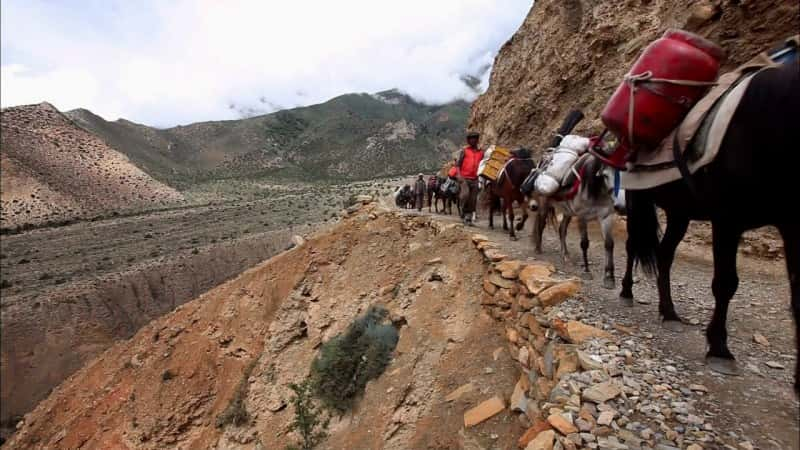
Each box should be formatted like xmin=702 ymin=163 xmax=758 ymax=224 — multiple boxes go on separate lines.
xmin=623 ymin=70 xmax=717 ymax=150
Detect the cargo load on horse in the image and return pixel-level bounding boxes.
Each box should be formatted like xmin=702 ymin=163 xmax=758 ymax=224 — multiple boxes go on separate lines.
xmin=477 ymin=145 xmax=511 ymax=181
xmin=519 ymin=109 xmax=588 ymax=200
xmin=598 ymin=29 xmax=724 ymax=168
xmin=593 ymin=30 xmax=799 ymax=192
xmin=531 ymin=135 xmax=592 ymax=196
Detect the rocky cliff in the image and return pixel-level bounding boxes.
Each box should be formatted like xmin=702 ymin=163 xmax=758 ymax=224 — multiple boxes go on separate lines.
xmin=469 ymin=0 xmax=799 ymax=149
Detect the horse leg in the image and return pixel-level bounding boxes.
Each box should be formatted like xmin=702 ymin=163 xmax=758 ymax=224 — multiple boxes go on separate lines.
xmin=619 ymin=234 xmax=635 ymax=306
xmin=657 ymin=214 xmax=690 ymax=327
xmin=578 ymin=218 xmax=592 ymax=279
xmin=488 ymin=194 xmax=495 ymax=229
xmin=559 ymin=215 xmax=572 ymax=264
xmin=705 ymin=222 xmax=742 ymax=376
xmin=501 ymin=199 xmax=509 ymax=231
xmin=516 ymin=202 xmax=529 ymax=232
xmin=600 ymin=213 xmax=616 ymax=289
xmin=507 ymin=201 xmax=517 ymax=240
xmin=777 ymin=223 xmax=800 ymax=394
xmin=532 ymin=208 xmax=545 ymax=254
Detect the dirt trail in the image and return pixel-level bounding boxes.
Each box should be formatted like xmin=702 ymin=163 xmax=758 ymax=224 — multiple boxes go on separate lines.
xmin=412 ymin=206 xmax=798 ymax=449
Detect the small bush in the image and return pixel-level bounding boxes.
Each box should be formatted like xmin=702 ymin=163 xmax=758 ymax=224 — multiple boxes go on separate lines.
xmin=310 ymin=306 xmax=398 ymax=412
xmin=161 ymin=370 xmax=175 ymax=381
xmin=285 ymin=379 xmax=329 ymax=450
xmin=216 ymin=360 xmax=257 ymax=428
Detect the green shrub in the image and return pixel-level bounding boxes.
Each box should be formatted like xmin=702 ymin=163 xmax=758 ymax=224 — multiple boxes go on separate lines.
xmin=285 ymin=379 xmax=329 ymax=450
xmin=310 ymin=306 xmax=398 ymax=412
xmin=216 ymin=360 xmax=257 ymax=428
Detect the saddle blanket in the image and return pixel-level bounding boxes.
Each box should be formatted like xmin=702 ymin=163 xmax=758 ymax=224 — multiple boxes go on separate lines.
xmin=621 ymin=36 xmax=797 ymax=190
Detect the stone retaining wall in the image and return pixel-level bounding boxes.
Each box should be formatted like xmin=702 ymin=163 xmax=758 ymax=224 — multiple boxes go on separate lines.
xmin=469 ymin=233 xmax=647 ymax=450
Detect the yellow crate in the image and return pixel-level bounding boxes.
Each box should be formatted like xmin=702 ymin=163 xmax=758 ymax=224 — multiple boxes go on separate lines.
xmin=479 ymin=145 xmax=511 ymax=180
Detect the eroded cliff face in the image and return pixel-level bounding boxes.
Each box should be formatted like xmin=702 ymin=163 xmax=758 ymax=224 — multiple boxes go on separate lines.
xmin=469 ymin=0 xmax=799 ymax=149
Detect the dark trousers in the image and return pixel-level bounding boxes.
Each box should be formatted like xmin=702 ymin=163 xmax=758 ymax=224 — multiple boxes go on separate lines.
xmin=459 ymin=179 xmax=478 ymax=217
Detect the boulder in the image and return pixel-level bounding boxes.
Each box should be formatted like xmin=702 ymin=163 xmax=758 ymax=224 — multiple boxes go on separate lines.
xmin=525 ymin=429 xmax=555 ymax=450
xmin=555 ymin=351 xmax=579 ymax=379
xmin=547 ymin=413 xmax=578 ymax=434
xmin=355 ymin=194 xmax=374 ymax=203
xmin=488 ymin=274 xmax=515 ymax=289
xmin=483 ymin=279 xmax=498 ymax=295
xmin=518 ymin=418 xmax=553 ymax=448
xmin=582 ymin=381 xmax=622 ymax=404
xmin=464 ymin=396 xmax=506 ymax=427
xmin=445 ymin=383 xmax=475 ymax=402
xmin=496 ymin=260 xmax=524 ymax=279
xmin=538 ymin=280 xmax=580 ymax=307
xmin=471 ymin=234 xmax=489 ymax=244
xmin=483 ymin=248 xmax=507 ymax=262
xmin=518 ymin=264 xmax=557 ymax=294
xmin=554 ymin=320 xmax=611 ymax=344
xmin=510 ymin=378 xmax=529 ymax=413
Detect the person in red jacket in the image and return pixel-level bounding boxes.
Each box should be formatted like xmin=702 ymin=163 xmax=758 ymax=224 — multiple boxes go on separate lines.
xmin=455 ymin=131 xmax=484 ymax=225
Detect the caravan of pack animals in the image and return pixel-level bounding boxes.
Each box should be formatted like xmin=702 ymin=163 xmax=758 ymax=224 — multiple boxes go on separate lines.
xmin=1 ymin=3 xmax=799 ymax=449
xmin=399 ymin=29 xmax=799 ymax=394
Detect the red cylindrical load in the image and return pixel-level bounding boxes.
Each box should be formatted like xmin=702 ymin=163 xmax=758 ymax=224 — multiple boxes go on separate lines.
xmin=600 ymin=29 xmax=724 ymax=154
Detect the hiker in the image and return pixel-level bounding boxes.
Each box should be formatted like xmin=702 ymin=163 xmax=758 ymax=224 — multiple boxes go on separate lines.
xmin=414 ymin=173 xmax=426 ymax=211
xmin=456 ymin=131 xmax=484 ymax=225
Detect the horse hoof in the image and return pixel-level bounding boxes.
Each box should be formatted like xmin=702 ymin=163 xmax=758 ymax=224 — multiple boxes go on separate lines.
xmin=661 ymin=320 xmax=685 ymax=332
xmin=706 ymin=356 xmax=741 ymax=376
xmin=510 ymin=235 xmax=518 ymax=241
xmin=619 ymin=296 xmax=634 ymax=307
xmin=603 ymin=278 xmax=615 ymax=290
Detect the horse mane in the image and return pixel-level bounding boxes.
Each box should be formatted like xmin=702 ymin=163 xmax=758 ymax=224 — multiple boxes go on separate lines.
xmin=502 ymin=157 xmax=536 ymax=187
xmin=582 ymin=155 xmax=607 ymax=200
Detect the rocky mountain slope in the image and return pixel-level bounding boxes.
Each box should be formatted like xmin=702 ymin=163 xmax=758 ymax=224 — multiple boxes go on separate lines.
xmin=67 ymin=90 xmax=469 ymax=186
xmin=469 ymin=0 xmax=799 ymax=149
xmin=0 ymin=103 xmax=183 ymax=231
xmin=5 ymin=202 xmax=524 ymax=449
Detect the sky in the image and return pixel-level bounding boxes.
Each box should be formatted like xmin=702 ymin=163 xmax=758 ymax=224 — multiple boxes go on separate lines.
xmin=1 ymin=0 xmax=532 ymax=128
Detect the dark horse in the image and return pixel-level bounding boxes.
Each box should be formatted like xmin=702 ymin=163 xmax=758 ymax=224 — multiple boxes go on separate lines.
xmin=622 ymin=63 xmax=799 ymax=392
xmin=487 ymin=152 xmax=535 ymax=240
xmin=435 ymin=176 xmax=460 ymax=215
xmin=426 ymin=176 xmax=439 ymax=213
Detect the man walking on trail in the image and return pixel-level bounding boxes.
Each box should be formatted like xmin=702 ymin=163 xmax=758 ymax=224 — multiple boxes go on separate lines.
xmin=414 ymin=173 xmax=426 ymax=212
xmin=456 ymin=131 xmax=484 ymax=226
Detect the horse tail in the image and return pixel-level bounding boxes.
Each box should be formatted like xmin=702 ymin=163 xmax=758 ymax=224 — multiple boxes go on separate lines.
xmin=625 ymin=189 xmax=660 ymax=276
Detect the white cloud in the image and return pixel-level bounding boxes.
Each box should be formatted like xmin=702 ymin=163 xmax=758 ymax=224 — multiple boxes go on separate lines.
xmin=1 ymin=0 xmax=531 ymax=127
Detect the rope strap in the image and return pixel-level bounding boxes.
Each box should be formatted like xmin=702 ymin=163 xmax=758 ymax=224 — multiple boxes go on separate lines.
xmin=623 ymin=70 xmax=717 ymax=151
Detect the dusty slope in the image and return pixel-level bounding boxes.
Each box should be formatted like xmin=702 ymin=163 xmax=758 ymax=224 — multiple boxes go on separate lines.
xmin=7 ymin=202 xmax=523 ymax=449
xmin=0 ymin=181 xmax=396 ymax=433
xmin=469 ymin=0 xmax=799 ymax=148
xmin=0 ymin=103 xmax=183 ymax=230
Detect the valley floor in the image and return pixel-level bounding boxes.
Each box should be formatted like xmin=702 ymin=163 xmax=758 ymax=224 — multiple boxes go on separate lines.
xmin=0 ymin=179 xmax=399 ymax=439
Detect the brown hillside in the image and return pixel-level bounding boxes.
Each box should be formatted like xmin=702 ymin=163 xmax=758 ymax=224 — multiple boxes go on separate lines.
xmin=7 ymin=203 xmax=522 ymax=449
xmin=469 ymin=0 xmax=799 ymax=148
xmin=0 ymin=103 xmax=183 ymax=230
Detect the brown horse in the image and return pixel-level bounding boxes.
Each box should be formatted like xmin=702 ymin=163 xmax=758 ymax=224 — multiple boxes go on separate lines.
xmin=426 ymin=176 xmax=439 ymax=212
xmin=486 ymin=153 xmax=535 ymax=240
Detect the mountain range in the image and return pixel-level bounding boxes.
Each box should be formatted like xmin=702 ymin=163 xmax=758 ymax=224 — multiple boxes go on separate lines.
xmin=66 ymin=90 xmax=469 ymax=186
